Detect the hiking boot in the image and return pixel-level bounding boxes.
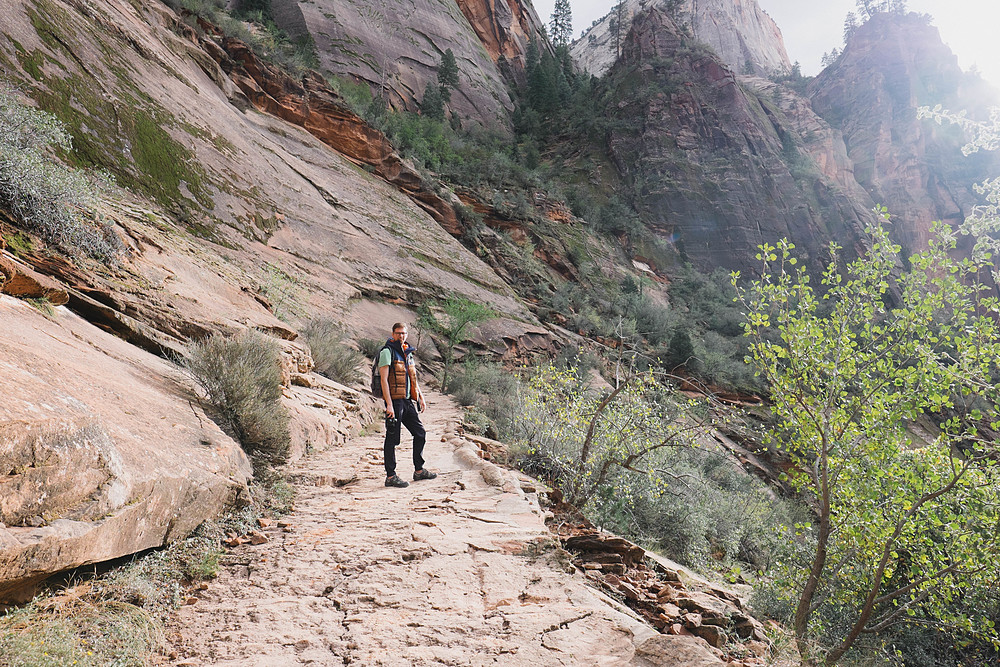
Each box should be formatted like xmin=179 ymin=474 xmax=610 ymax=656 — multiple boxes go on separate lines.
xmin=412 ymin=469 xmax=437 ymax=481
xmin=385 ymin=475 xmax=409 ymax=488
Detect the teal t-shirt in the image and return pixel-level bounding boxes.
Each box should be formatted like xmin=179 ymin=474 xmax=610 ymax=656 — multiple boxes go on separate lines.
xmin=378 ymin=347 xmax=415 ymax=399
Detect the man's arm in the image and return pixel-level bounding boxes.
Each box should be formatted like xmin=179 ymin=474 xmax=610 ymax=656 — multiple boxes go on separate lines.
xmin=379 ymin=365 xmax=394 ymax=418
xmin=408 ymin=364 xmax=425 ymax=412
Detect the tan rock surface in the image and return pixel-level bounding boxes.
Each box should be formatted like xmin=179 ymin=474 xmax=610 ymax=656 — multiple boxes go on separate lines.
xmin=162 ymin=393 xmax=732 ymax=665
xmin=299 ymin=0 xmax=527 ymax=125
xmin=0 ymin=0 xmax=543 ymax=356
xmin=0 ymin=295 xmax=251 ymax=602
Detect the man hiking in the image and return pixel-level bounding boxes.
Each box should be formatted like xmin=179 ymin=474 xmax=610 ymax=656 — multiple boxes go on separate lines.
xmin=378 ymin=322 xmax=437 ymax=488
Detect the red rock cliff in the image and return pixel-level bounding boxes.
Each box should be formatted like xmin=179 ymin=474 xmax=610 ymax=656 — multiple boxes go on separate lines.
xmin=453 ymin=0 xmax=547 ymax=69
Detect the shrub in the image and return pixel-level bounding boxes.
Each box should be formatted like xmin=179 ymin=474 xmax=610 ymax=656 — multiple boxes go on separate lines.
xmin=302 ymin=318 xmax=363 ymax=384
xmin=0 ymin=81 xmax=122 ymax=263
xmin=446 ymin=359 xmax=521 ymax=438
xmin=588 ymin=444 xmax=805 ymax=569
xmin=0 ymin=596 xmax=164 ymax=666
xmin=259 ymin=262 xmax=303 ymax=322
xmin=185 ymin=329 xmax=290 ymax=468
xmin=357 ymin=336 xmax=386 ymax=359
xmin=506 ymin=362 xmax=802 ymax=571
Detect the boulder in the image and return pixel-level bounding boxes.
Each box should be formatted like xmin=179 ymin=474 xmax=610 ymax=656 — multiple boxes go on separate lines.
xmin=631 ymin=634 xmax=725 ymax=666
xmin=0 ymin=296 xmax=251 ymax=602
xmin=692 ymin=624 xmax=729 ymax=648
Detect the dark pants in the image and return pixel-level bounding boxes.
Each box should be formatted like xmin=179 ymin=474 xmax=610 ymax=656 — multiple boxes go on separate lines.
xmin=384 ymin=398 xmax=425 ymax=477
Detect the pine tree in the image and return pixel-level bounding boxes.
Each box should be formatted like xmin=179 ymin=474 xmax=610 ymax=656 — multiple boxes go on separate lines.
xmin=549 ymin=0 xmax=573 ymax=47
xmin=525 ymin=39 xmax=540 ymax=75
xmin=420 ymin=81 xmax=444 ymax=121
xmin=843 ymin=11 xmax=859 ymax=43
xmin=437 ymin=49 xmax=459 ymax=103
xmin=612 ymin=1 xmax=625 ymax=58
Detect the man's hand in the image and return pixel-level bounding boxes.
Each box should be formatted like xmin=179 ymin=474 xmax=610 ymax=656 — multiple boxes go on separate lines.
xmin=417 ymin=394 xmax=426 ymax=413
xmin=385 ymin=402 xmax=395 ymax=420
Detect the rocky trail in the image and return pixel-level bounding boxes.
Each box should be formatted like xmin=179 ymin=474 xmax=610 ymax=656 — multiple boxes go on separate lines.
xmin=160 ymin=392 xmax=719 ymax=666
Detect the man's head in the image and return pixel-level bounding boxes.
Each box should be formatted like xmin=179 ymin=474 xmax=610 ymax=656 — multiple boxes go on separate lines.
xmin=391 ymin=322 xmax=408 ymax=342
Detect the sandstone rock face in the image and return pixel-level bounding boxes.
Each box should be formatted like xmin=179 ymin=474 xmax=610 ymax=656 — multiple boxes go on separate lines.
xmin=686 ymin=0 xmax=790 ymax=76
xmin=809 ymin=12 xmax=1000 ymax=257
xmin=605 ymin=7 xmax=873 ymax=273
xmin=0 ymin=0 xmax=557 ymax=602
xmin=0 ymin=0 xmax=542 ymax=353
xmin=0 ymin=296 xmax=251 ymax=602
xmin=299 ymin=0 xmax=522 ymax=126
xmin=572 ymin=0 xmax=790 ymax=78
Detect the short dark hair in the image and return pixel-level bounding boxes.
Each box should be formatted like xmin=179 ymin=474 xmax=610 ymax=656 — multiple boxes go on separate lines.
xmin=392 ymin=322 xmax=407 ymax=332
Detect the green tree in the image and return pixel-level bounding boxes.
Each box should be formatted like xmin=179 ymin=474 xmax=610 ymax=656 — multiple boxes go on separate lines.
xmin=549 ymin=0 xmax=573 ymax=47
xmin=437 ymin=48 xmax=459 ymax=103
xmin=418 ymin=297 xmax=493 ymax=393
xmin=612 ymin=0 xmax=626 ymax=58
xmin=735 ymin=211 xmax=1000 ymax=664
xmin=855 ymin=0 xmax=907 ymax=21
xmin=420 ymin=80 xmax=445 ymax=121
xmin=842 ymin=11 xmax=859 ymax=43
xmin=518 ymin=366 xmax=714 ymax=506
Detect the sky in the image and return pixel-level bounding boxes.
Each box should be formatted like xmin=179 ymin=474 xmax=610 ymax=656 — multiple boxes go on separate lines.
xmin=533 ymin=0 xmax=1000 ymax=87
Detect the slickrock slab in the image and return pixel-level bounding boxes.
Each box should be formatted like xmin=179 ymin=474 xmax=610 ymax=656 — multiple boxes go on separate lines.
xmin=0 ymin=295 xmax=251 ymax=602
xmin=163 ymin=394 xmax=714 ymax=666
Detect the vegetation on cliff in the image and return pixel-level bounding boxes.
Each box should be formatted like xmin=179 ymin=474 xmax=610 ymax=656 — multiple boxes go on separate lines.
xmin=0 ymin=82 xmax=121 ymax=262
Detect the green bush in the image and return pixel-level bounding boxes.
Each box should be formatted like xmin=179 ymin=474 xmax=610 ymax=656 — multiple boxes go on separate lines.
xmin=506 ymin=362 xmax=801 ymax=571
xmin=357 ymin=336 xmax=386 ymax=359
xmin=185 ymin=329 xmax=290 ymax=467
xmin=0 ymin=81 xmax=121 ymax=262
xmin=302 ymin=318 xmax=363 ymax=384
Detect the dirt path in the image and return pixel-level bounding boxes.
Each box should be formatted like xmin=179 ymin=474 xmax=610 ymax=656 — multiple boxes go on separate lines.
xmin=162 ymin=392 xmax=659 ymax=666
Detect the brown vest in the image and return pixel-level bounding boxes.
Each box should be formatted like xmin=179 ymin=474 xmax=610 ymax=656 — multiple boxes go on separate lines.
xmin=388 ymin=357 xmax=409 ymax=399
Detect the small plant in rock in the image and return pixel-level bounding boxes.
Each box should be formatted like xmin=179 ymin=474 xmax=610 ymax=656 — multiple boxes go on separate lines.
xmin=259 ymin=262 xmax=304 ymax=322
xmin=302 ymin=318 xmax=363 ymax=385
xmin=185 ymin=329 xmax=290 ymax=468
xmin=24 ymin=297 xmax=56 ymax=317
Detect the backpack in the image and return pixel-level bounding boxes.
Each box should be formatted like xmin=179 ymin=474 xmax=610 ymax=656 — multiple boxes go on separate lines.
xmin=369 ymin=343 xmax=390 ymax=398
